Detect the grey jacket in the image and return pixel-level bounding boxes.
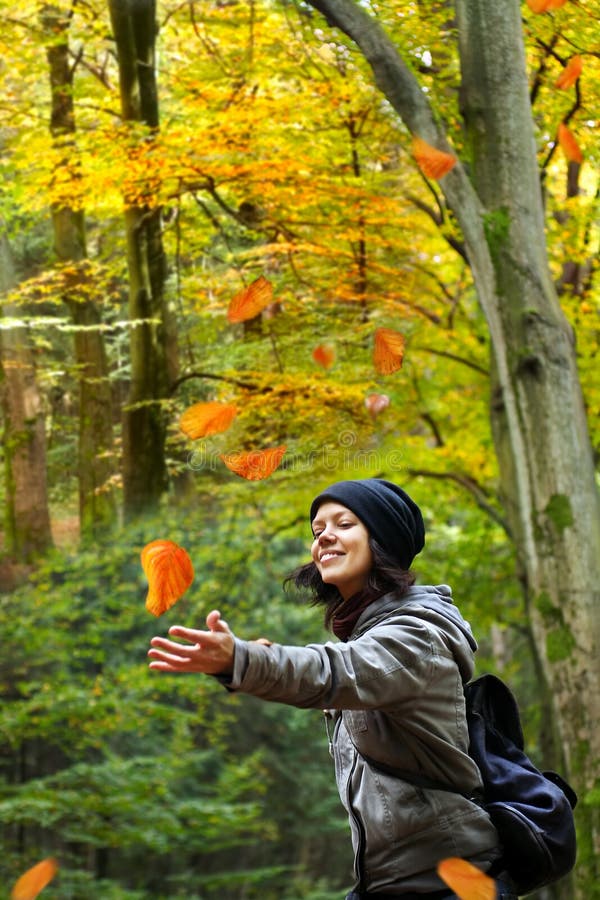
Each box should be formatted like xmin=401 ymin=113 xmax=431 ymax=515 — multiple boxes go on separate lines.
xmin=227 ymin=584 xmax=502 ymax=894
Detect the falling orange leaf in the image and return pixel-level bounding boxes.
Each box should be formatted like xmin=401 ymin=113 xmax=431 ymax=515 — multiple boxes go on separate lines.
xmin=555 ymin=56 xmax=582 ymax=90
xmin=179 ymin=401 xmax=238 ymax=440
xmin=227 ymin=275 xmax=273 ymax=323
xmin=437 ymin=858 xmax=496 ymax=900
xmin=527 ymin=0 xmax=568 ymax=10
xmin=365 ymin=393 xmax=390 ymax=418
xmin=220 ymin=445 xmax=286 ymax=481
xmin=412 ymin=136 xmax=457 ymax=180
xmin=557 ymin=122 xmax=583 ymax=163
xmin=312 ymin=344 xmax=336 ymax=369
xmin=11 ymin=858 xmax=58 ymax=900
xmin=373 ymin=327 xmax=405 ymax=375
xmin=141 ymin=540 xmax=194 ymax=617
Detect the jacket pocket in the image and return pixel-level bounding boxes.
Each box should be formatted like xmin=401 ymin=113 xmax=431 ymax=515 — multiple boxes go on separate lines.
xmin=345 ymin=709 xmax=368 ymax=734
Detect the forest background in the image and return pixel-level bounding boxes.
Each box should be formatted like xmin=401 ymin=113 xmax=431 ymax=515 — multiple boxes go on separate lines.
xmin=0 ymin=0 xmax=598 ymax=898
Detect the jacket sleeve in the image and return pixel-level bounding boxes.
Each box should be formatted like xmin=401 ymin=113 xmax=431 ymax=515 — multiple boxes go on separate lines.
xmin=226 ymin=617 xmax=437 ymax=710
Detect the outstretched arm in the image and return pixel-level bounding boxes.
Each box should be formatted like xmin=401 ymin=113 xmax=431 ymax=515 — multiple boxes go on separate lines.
xmin=148 ymin=609 xmax=235 ymax=676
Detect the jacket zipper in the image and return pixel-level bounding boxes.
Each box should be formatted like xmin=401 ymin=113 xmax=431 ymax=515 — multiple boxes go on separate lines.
xmin=326 ymin=712 xmax=367 ymax=890
xmin=347 ymin=747 xmax=367 ymax=890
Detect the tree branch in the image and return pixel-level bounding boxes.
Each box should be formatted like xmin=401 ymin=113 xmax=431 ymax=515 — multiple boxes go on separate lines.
xmin=303 ymin=0 xmax=450 ymax=143
xmin=298 ymin=0 xmax=482 ymax=281
xmin=406 ymin=468 xmax=511 ymax=536
xmin=530 ymin=33 xmax=560 ymax=106
xmin=418 ymin=346 xmax=489 ymax=376
xmin=169 ymin=371 xmax=257 ymax=396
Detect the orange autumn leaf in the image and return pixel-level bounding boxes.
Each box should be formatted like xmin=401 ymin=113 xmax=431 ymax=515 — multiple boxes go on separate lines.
xmin=11 ymin=858 xmax=58 ymax=900
xmin=412 ymin=136 xmax=457 ymax=180
xmin=141 ymin=540 xmax=194 ymax=617
xmin=312 ymin=344 xmax=336 ymax=369
xmin=527 ymin=0 xmax=568 ymax=10
xmin=179 ymin=401 xmax=238 ymax=440
xmin=373 ymin=327 xmax=405 ymax=375
xmin=555 ymin=56 xmax=582 ymax=90
xmin=227 ymin=275 xmax=273 ymax=323
xmin=557 ymin=122 xmax=583 ymax=163
xmin=220 ymin=445 xmax=286 ymax=481
xmin=437 ymin=858 xmax=495 ymax=900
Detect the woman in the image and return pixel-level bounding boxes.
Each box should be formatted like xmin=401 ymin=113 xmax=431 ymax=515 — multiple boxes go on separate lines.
xmin=148 ymin=478 xmax=517 ymax=899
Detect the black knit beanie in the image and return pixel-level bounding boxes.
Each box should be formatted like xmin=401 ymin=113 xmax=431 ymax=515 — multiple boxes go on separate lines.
xmin=309 ymin=478 xmax=425 ymax=571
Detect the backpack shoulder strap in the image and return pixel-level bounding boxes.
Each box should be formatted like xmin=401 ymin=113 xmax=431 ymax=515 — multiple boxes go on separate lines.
xmin=465 ymin=673 xmax=524 ymax=748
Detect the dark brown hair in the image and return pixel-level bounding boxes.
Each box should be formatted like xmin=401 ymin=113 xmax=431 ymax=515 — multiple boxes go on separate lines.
xmin=284 ymin=538 xmax=415 ymax=629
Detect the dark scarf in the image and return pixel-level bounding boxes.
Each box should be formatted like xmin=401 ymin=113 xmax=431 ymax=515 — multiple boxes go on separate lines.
xmin=332 ymin=592 xmax=379 ymax=641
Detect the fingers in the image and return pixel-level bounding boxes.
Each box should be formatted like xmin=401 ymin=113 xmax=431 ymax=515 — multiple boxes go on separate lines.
xmin=206 ymin=609 xmax=231 ymax=633
xmin=147 ymin=636 xmax=196 ymax=670
xmin=148 ymin=651 xmax=194 ymax=671
xmin=166 ymin=611 xmax=229 ymax=644
xmin=149 ymin=636 xmax=197 ymax=658
xmin=166 ymin=625 xmax=204 ymax=643
xmin=147 ymin=611 xmax=236 ymax=676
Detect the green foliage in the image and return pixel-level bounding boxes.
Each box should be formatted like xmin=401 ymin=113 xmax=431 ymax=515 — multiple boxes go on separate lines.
xmin=0 ymin=501 xmax=353 ymax=896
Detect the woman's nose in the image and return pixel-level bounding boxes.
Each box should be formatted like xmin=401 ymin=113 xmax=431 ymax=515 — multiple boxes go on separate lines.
xmin=317 ymin=527 xmax=335 ymax=543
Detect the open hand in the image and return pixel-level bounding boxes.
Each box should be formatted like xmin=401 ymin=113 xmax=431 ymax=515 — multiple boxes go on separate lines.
xmin=148 ymin=609 xmax=235 ymax=675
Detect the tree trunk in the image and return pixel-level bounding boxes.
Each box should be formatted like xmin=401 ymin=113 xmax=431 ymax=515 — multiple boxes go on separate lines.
xmin=41 ymin=4 xmax=118 ymax=542
xmin=108 ymin=0 xmax=179 ymax=519
xmin=302 ymin=0 xmax=600 ymax=893
xmin=0 ymin=229 xmax=53 ymax=564
xmin=454 ymin=3 xmax=600 ymax=891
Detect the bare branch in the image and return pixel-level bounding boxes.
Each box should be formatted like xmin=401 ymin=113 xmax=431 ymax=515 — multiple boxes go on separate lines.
xmin=169 ymin=371 xmax=258 ymax=396
xmin=406 ymin=468 xmax=511 ymax=536
xmin=418 ymin=346 xmax=489 ymax=376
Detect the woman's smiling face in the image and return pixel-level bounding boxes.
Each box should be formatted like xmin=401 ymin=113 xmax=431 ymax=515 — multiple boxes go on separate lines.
xmin=311 ymin=501 xmax=373 ymax=600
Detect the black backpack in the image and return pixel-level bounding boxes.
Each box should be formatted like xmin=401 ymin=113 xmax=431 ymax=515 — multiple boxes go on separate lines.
xmin=464 ymin=674 xmax=577 ymax=895
xmin=361 ymin=674 xmax=578 ymax=895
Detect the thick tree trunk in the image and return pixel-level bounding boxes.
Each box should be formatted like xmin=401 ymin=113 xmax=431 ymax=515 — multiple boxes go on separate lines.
xmin=0 ymin=230 xmax=53 ymax=563
xmin=302 ymin=1 xmax=600 ymax=893
xmin=108 ymin=0 xmax=178 ymax=519
xmin=454 ymin=3 xmax=600 ymax=891
xmin=41 ymin=4 xmax=118 ymax=541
